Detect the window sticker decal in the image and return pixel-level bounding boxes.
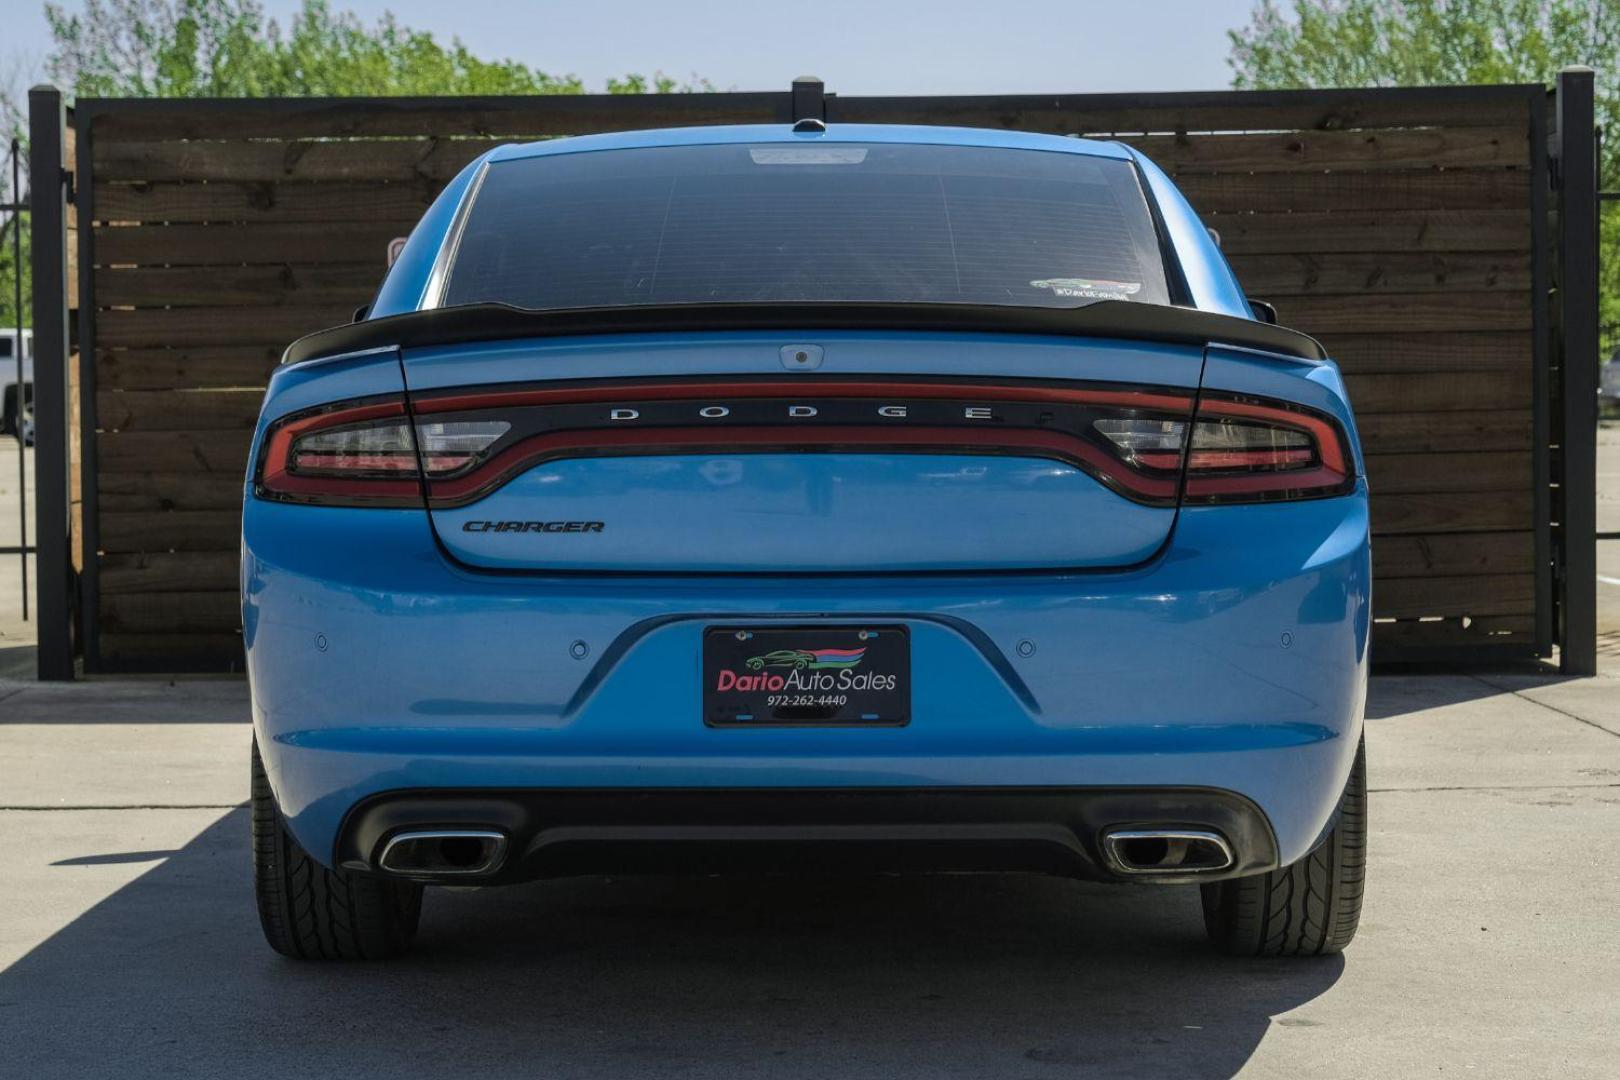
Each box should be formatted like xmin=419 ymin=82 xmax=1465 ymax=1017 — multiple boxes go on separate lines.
xmin=1030 ymin=278 xmax=1143 ymax=300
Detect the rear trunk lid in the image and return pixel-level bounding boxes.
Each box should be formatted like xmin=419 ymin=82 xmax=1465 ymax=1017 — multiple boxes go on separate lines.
xmin=401 ymin=333 xmax=1203 ymax=573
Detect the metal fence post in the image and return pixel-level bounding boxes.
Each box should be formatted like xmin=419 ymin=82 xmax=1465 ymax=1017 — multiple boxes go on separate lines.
xmin=27 ymin=86 xmax=74 ymax=680
xmin=1555 ymin=67 xmax=1599 ymax=676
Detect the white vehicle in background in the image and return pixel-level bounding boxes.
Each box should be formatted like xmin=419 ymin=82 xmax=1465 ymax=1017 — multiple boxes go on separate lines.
xmin=0 ymin=328 xmax=31 ymax=444
xmin=1603 ymin=350 xmax=1620 ymax=417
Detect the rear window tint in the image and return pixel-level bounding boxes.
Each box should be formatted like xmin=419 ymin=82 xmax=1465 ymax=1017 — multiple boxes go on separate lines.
xmin=441 ymin=142 xmax=1171 ymax=310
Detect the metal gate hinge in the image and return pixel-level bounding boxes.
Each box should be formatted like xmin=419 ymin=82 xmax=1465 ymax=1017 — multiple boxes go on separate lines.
xmin=62 ymin=167 xmax=75 ymax=204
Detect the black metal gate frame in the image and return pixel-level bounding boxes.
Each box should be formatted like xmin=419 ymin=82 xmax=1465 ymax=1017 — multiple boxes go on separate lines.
xmin=1553 ymin=67 xmax=1601 ymax=677
xmin=28 ymin=87 xmax=72 ymax=679
xmin=26 ymin=74 xmax=1602 ymax=679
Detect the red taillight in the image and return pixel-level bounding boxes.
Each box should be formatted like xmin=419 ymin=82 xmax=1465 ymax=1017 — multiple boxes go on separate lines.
xmin=1181 ymin=394 xmax=1354 ymax=503
xmin=254 ymin=383 xmax=1352 ymax=509
xmin=256 ymin=398 xmax=508 ymax=507
xmin=257 ymin=400 xmax=421 ymax=506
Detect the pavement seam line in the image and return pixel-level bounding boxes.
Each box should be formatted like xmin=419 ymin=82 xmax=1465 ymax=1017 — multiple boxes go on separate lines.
xmin=0 ymin=803 xmax=246 ymax=811
xmin=1369 ymin=782 xmax=1620 ymax=794
xmin=1466 ymin=673 xmax=1620 ymax=741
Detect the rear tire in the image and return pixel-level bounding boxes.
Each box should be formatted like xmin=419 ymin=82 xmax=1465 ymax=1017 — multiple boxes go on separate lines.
xmin=251 ymin=740 xmax=423 ymax=960
xmin=1201 ymin=737 xmax=1366 ymax=956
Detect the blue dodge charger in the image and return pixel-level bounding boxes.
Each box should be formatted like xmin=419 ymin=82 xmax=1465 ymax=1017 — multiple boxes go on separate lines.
xmin=245 ymin=122 xmax=1369 ymax=960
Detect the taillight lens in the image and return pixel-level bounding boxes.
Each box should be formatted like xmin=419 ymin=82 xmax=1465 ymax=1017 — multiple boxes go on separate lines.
xmin=1092 ymin=418 xmax=1189 ymax=472
xmin=415 ymin=420 xmax=511 ymax=477
xmin=256 ymin=400 xmax=507 ymax=506
xmin=1181 ymin=395 xmax=1354 ymax=503
xmin=287 ymin=420 xmax=417 ymax=477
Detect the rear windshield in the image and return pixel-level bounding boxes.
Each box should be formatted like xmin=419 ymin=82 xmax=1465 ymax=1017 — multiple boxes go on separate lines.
xmin=441 ymin=142 xmax=1172 ymax=311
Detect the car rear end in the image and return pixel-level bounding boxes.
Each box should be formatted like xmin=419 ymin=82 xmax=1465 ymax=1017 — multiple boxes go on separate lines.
xmin=244 ymin=127 xmax=1368 ymax=959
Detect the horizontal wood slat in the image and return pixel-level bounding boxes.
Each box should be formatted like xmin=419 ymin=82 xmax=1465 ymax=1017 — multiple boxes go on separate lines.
xmin=98 ymin=632 xmax=245 ymax=671
xmin=830 ymin=89 xmax=1534 ymax=134
xmin=89 ymin=92 xmax=792 ymax=140
xmin=99 ymin=430 xmax=252 ymax=473
xmin=97 ymin=390 xmax=264 ymax=431
xmin=97 ymin=346 xmax=283 ymax=390
xmin=1355 ymin=411 xmax=1533 ymax=453
xmin=1375 ymin=574 xmax=1535 ymax=619
xmin=1122 ymin=126 xmax=1528 ymax=172
xmin=1320 ymin=332 xmax=1531 ymax=373
xmin=1373 ymin=532 xmax=1532 ymax=578
xmin=94 ymin=222 xmax=414 ymax=265
xmin=85 ymin=86 xmax=1533 ymax=143
xmin=96 ymin=306 xmax=354 ymax=348
xmin=1207 ymin=210 xmax=1529 ymax=254
xmin=101 ymin=551 xmax=240 ymax=592
xmin=96 ymin=180 xmax=440 ymax=224
xmin=93 ymin=137 xmax=492 ymax=183
xmin=1228 ymin=251 xmax=1530 ymax=296
xmin=1371 ymin=615 xmax=1535 ymax=651
xmin=1179 ymin=169 xmax=1529 ymax=214
xmin=96 ymin=264 xmax=385 ymax=308
xmin=1343 ymin=370 xmax=1531 ymax=414
xmin=1362 ymin=452 xmax=1530 ymax=494
xmin=101 ymin=590 xmax=240 ymax=632
xmin=1372 ymin=491 xmax=1534 ymax=534
xmin=100 ymin=470 xmax=246 ymax=511
xmin=100 ymin=510 xmax=241 ymax=552
xmin=1276 ymin=291 xmax=1531 ymax=334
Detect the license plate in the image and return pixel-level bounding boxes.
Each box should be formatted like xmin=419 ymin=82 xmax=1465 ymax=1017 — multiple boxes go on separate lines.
xmin=703 ymin=625 xmax=910 ymax=727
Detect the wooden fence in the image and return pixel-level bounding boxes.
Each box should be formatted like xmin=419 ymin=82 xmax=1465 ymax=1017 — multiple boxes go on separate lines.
xmin=55 ymin=83 xmax=1559 ymax=671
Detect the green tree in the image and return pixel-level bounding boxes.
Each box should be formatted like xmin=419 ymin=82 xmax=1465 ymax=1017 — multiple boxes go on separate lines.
xmin=43 ymin=0 xmax=706 ymax=97
xmin=1229 ymin=0 xmax=1620 ymax=350
xmin=1 ymin=65 xmax=27 ymax=329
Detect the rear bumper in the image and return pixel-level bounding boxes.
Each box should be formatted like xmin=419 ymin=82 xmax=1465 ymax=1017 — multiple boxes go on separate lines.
xmin=244 ymin=485 xmax=1370 ymax=875
xmin=338 ymin=786 xmax=1279 ymax=884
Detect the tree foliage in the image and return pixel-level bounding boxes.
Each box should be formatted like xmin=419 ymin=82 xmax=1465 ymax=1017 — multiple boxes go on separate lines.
xmin=1229 ymin=0 xmax=1620 ymax=348
xmin=2 ymin=62 xmax=28 ymax=330
xmin=0 ymin=165 xmax=24 ymax=333
xmin=43 ymin=0 xmax=707 ymax=97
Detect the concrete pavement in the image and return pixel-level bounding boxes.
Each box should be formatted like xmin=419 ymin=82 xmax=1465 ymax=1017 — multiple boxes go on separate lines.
xmin=2 ymin=432 xmax=1618 ymax=1077
xmin=2 ymin=670 xmax=1618 ymax=1079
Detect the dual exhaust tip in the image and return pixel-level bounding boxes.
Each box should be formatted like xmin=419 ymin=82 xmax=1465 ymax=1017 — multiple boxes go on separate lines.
xmin=1100 ymin=828 xmax=1235 ymax=876
xmin=375 ymin=826 xmax=1235 ymax=879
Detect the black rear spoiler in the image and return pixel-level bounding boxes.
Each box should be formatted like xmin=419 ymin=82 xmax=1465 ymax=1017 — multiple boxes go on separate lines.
xmin=281 ymin=300 xmax=1328 ymax=367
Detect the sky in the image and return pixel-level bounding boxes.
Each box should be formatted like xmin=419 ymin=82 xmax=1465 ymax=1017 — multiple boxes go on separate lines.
xmin=0 ymin=0 xmax=1258 ymax=97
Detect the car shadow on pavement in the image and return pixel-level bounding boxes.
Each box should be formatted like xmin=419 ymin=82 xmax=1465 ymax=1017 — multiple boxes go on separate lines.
xmin=0 ymin=642 xmax=35 ymax=680
xmin=2 ymin=808 xmax=1342 ymax=1080
xmin=1363 ymin=667 xmax=1574 ymax=719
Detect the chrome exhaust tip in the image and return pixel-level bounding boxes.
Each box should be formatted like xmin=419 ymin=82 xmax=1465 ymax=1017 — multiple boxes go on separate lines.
xmin=377 ymin=830 xmax=508 ymax=876
xmin=1100 ymin=828 xmax=1235 ymax=877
